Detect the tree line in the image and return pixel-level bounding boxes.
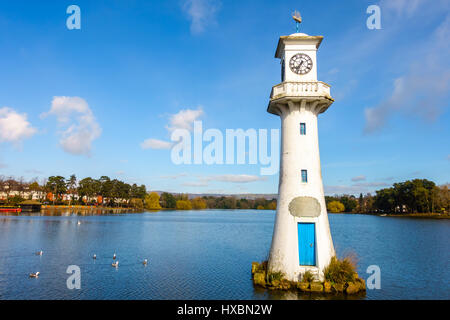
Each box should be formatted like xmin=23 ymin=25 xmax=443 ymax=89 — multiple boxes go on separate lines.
xmin=0 ymin=174 xmax=148 ymax=208
xmin=326 ymin=179 xmax=449 ymax=214
xmin=156 ymin=193 xmax=277 ymax=211
xmin=1 ymin=175 xmax=448 ymax=214
xmin=0 ymin=175 xmax=277 ymax=211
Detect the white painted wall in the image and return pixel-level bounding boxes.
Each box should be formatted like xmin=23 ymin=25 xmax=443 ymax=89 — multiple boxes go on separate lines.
xmin=268 ymin=34 xmax=335 ymax=282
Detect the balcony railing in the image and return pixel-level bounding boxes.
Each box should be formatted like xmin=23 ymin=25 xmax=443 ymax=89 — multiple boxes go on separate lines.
xmin=270 ymin=81 xmax=332 ymax=100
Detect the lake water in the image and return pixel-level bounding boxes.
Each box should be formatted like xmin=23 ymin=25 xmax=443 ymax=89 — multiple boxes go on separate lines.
xmin=0 ymin=210 xmax=448 ymax=300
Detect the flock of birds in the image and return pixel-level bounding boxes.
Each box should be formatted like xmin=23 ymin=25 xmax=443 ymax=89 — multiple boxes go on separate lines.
xmin=29 ymin=249 xmax=149 ymax=278
xmin=29 ymin=220 xmax=149 ymax=278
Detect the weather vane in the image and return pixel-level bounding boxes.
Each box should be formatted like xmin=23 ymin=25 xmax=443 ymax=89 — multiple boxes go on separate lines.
xmin=292 ymin=10 xmax=302 ymax=33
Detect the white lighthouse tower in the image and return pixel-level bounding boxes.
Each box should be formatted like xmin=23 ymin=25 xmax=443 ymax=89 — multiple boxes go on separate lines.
xmin=267 ymin=17 xmax=335 ymax=282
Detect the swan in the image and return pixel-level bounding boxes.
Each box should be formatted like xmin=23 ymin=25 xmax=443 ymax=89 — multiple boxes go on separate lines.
xmin=29 ymin=272 xmax=40 ymax=278
xmin=112 ymin=261 xmax=119 ymax=267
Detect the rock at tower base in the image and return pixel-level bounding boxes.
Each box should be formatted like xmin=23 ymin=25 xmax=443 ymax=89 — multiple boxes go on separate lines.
xmin=250 ymin=259 xmax=367 ymax=296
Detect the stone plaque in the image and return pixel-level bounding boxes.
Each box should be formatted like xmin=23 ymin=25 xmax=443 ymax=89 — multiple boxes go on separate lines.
xmin=288 ymin=196 xmax=321 ymax=217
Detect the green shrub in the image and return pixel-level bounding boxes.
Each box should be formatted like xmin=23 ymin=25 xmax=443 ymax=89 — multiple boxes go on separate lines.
xmin=130 ymin=198 xmax=144 ymax=209
xmin=8 ymin=195 xmax=25 ymax=206
xmin=323 ymin=256 xmax=357 ymax=284
xmin=267 ymin=271 xmax=284 ymax=283
xmin=327 ymin=200 xmax=345 ymax=213
xmin=176 ymin=200 xmax=192 ymax=210
xmin=252 ymin=261 xmax=268 ymax=275
xmin=260 ymin=260 xmax=268 ymax=271
xmin=302 ymin=270 xmax=315 ymax=283
xmin=255 ymin=261 xmax=267 ymax=273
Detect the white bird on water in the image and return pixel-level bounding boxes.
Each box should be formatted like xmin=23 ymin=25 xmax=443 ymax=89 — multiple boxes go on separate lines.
xmin=29 ymin=272 xmax=40 ymax=278
xmin=36 ymin=250 xmax=43 ymax=256
xmin=112 ymin=261 xmax=119 ymax=267
xmin=77 ymin=221 xmax=81 ymax=225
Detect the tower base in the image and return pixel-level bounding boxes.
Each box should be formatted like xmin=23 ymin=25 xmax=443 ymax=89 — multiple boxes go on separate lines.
xmin=251 ymin=258 xmax=366 ymax=295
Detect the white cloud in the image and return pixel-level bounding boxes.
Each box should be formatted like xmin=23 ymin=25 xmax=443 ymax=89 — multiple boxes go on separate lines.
xmin=141 ymin=107 xmax=203 ymax=150
xmin=323 ymin=160 xmax=381 ymax=168
xmin=182 ymin=0 xmax=221 ymax=34
xmin=352 ymin=182 xmax=390 ymax=188
xmin=204 ymin=174 xmax=267 ymax=183
xmin=351 ymin=175 xmax=366 ymax=182
xmin=0 ymin=107 xmax=36 ymax=145
xmin=325 ymin=185 xmax=363 ymax=195
xmin=364 ymin=14 xmax=450 ymax=133
xmin=141 ymin=138 xmax=173 ymax=150
xmin=42 ymin=96 xmax=90 ymax=123
xmin=42 ymin=96 xmax=101 ymax=156
xmin=204 ymin=189 xmax=226 ymax=194
xmin=166 ymin=107 xmax=203 ymax=132
xmin=381 ymin=0 xmax=449 ymax=18
xmin=159 ymin=173 xmax=188 ymax=179
xmin=381 ymin=0 xmax=424 ymax=17
xmin=167 ymin=173 xmax=266 ymax=188
xmin=325 ymin=181 xmax=391 ymax=195
xmin=182 ymin=181 xmax=209 ymax=187
xmin=328 ymin=68 xmax=339 ymax=75
xmin=25 ymin=169 xmax=43 ymax=174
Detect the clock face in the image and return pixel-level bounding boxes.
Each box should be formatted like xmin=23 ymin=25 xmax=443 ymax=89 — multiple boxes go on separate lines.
xmin=289 ymin=53 xmax=313 ymax=75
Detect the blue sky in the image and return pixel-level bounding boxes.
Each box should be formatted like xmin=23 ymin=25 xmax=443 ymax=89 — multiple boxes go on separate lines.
xmin=0 ymin=0 xmax=449 ymax=195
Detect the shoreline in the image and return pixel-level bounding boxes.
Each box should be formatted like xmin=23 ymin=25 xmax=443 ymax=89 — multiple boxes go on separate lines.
xmin=41 ymin=205 xmax=134 ymax=210
xmin=329 ymin=212 xmax=450 ymax=219
xmin=381 ymin=213 xmax=450 ymax=219
xmin=2 ymin=205 xmax=448 ymax=219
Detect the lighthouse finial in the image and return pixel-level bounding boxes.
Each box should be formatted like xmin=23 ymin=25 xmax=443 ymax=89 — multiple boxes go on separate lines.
xmin=292 ymin=10 xmax=302 ymax=33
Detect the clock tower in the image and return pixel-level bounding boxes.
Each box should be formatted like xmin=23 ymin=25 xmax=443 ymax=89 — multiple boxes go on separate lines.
xmin=267 ymin=30 xmax=335 ymax=282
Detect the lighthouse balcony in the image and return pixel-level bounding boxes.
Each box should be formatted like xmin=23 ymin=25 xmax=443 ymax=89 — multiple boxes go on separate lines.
xmin=270 ymin=81 xmax=333 ymax=101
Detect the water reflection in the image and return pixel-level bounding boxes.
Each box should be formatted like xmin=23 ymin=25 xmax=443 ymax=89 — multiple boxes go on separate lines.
xmin=2 ymin=207 xmax=145 ymax=217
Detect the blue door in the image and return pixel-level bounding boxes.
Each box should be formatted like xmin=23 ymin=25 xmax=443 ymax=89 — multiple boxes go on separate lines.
xmin=298 ymin=223 xmax=316 ymax=266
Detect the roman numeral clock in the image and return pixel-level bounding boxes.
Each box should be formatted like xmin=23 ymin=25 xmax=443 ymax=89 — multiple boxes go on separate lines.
xmin=289 ymin=53 xmax=313 ymax=75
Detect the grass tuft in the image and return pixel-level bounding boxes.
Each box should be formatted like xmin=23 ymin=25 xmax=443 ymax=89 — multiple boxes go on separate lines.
xmin=266 ymin=271 xmax=284 ymax=283
xmin=323 ymin=256 xmax=357 ymax=284
xmin=302 ymin=270 xmax=315 ymax=283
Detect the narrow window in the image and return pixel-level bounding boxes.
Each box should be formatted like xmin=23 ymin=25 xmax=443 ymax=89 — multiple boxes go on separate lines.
xmin=301 ymin=170 xmax=308 ymax=183
xmin=300 ymin=123 xmax=306 ymax=135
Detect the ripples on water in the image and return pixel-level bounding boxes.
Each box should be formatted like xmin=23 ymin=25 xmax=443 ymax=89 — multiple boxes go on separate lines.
xmin=0 ymin=210 xmax=448 ymax=300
